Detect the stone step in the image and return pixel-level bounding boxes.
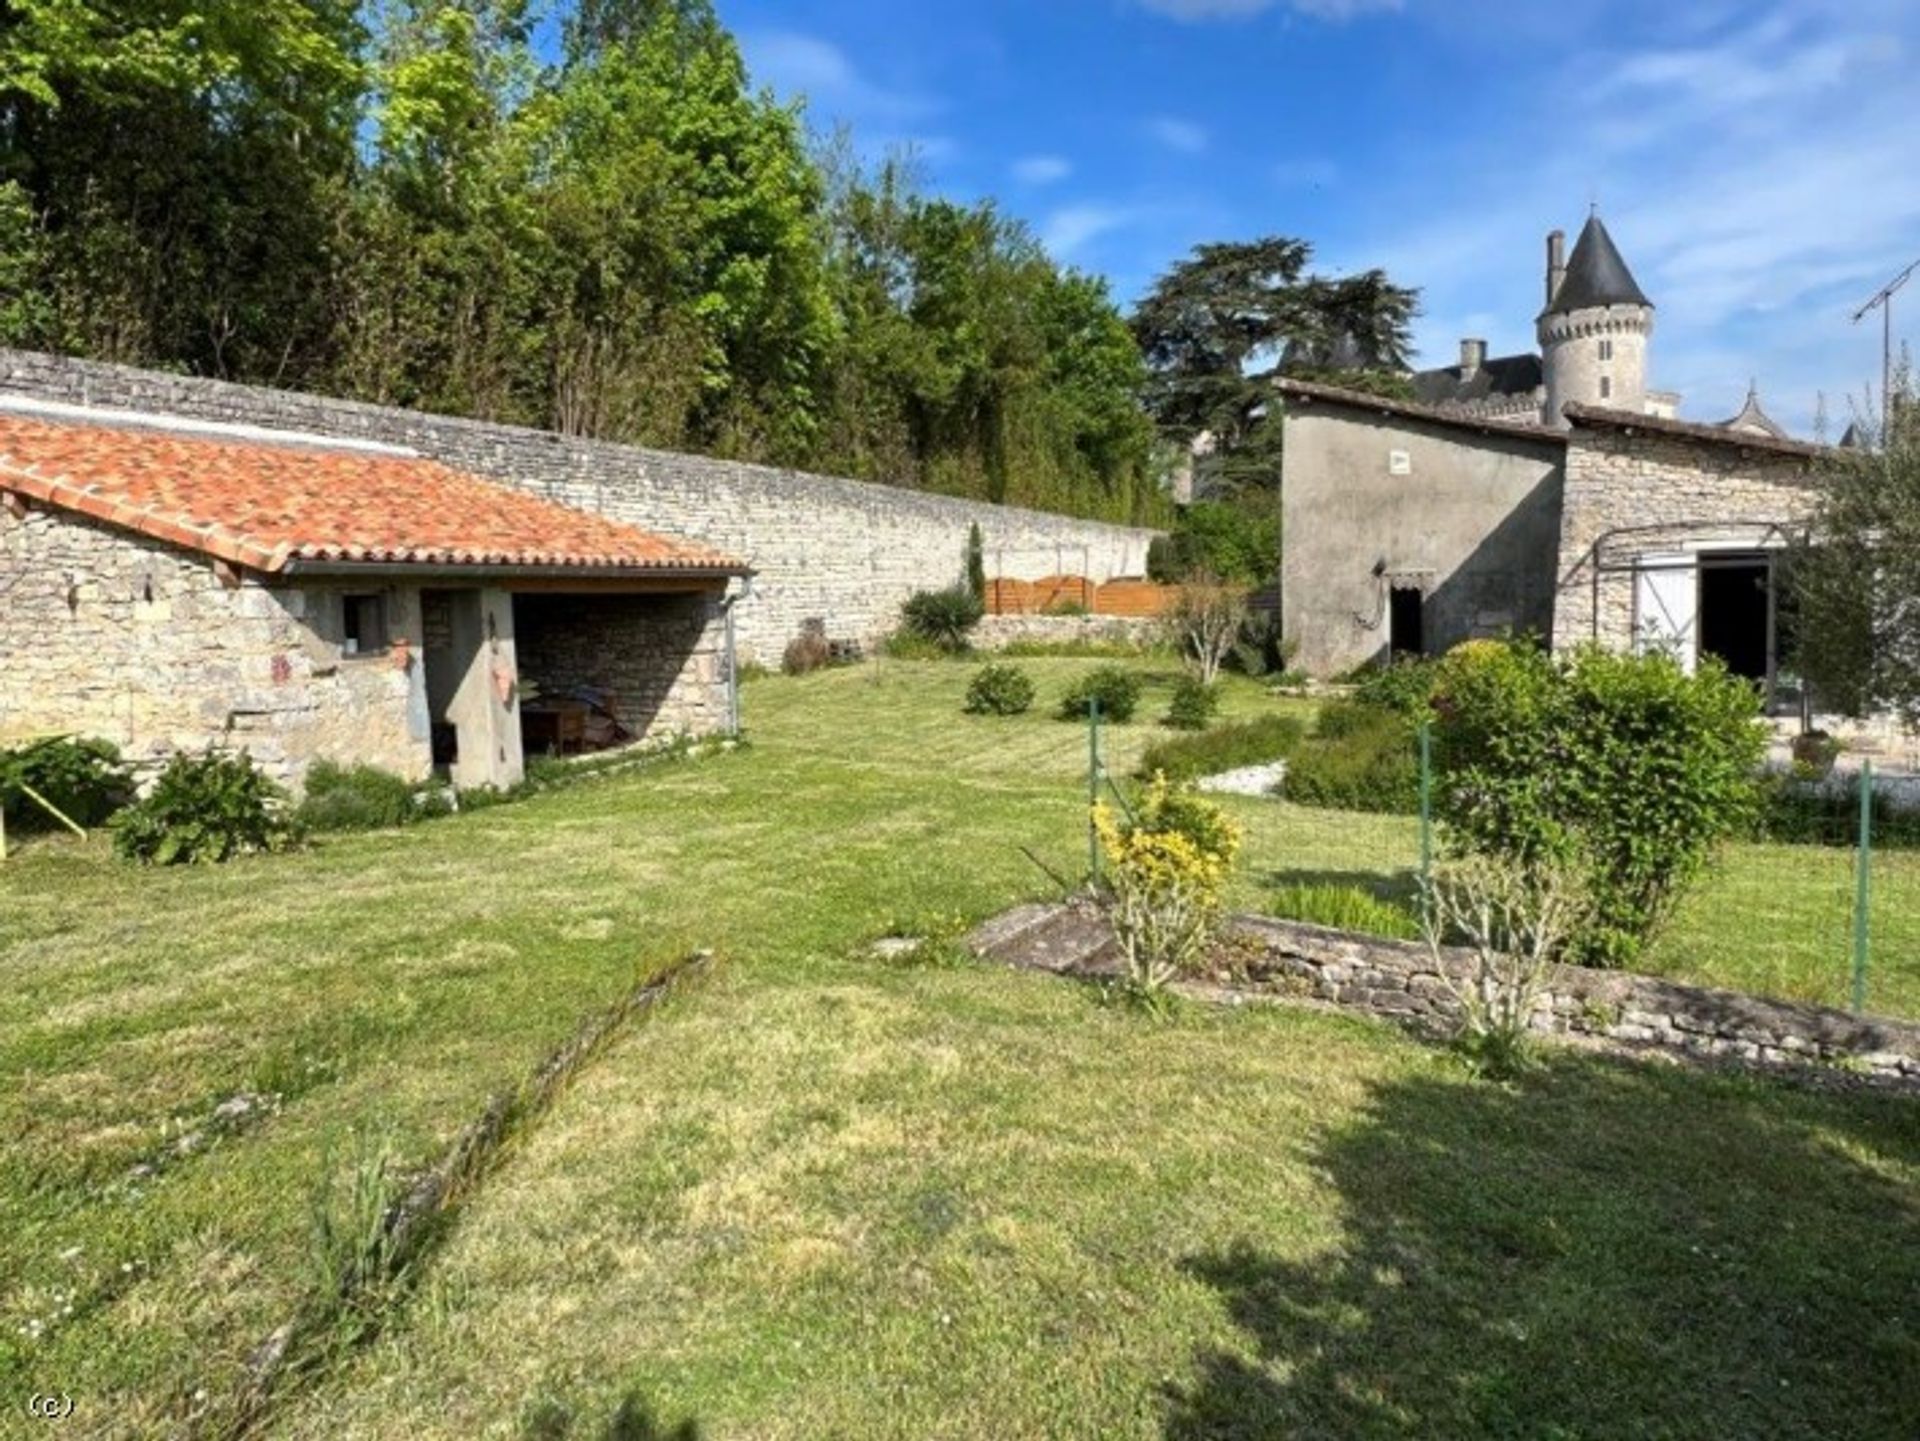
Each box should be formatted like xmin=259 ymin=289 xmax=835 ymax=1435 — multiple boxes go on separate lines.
xmin=973 ymin=901 xmax=1118 ymax=977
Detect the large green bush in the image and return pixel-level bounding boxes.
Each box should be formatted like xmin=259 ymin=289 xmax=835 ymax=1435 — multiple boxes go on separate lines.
xmin=1432 ymin=641 xmax=1767 ymax=966
xmin=0 ymin=735 xmax=132 ymax=830
xmin=1281 ymin=702 xmax=1419 ymax=813
xmin=1135 ymin=713 xmax=1305 ymax=784
xmin=901 ymin=587 xmax=985 ymax=653
xmin=1057 ymin=666 xmax=1143 ymax=723
xmin=295 ymin=760 xmax=419 ymax=833
xmin=963 ymin=663 xmax=1036 ymax=716
xmin=1145 ymin=501 xmax=1278 ymax=585
xmin=113 ymin=750 xmax=301 ymax=865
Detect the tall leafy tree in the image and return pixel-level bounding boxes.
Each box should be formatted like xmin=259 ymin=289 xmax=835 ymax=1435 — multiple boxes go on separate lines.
xmin=1131 ymin=237 xmax=1417 ymax=498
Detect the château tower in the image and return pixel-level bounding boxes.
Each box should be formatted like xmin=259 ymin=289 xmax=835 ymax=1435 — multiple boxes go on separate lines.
xmin=1537 ymin=213 xmax=1654 ymax=427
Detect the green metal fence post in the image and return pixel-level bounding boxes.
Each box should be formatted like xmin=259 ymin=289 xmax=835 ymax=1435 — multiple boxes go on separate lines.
xmin=1853 ymin=759 xmax=1873 ymax=1014
xmin=1418 ymin=721 xmax=1433 ymax=890
xmin=1088 ymin=695 xmax=1103 ymax=881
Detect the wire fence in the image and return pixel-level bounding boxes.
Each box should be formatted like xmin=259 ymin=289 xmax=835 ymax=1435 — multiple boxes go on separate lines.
xmin=1092 ymin=705 xmax=1920 ymax=1022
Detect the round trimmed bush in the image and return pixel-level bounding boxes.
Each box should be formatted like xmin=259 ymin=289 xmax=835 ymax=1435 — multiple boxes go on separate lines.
xmin=964 ymin=663 xmax=1036 ymax=716
xmin=1058 ymin=666 xmax=1143 ymax=723
xmin=1163 ymin=675 xmax=1219 ymax=731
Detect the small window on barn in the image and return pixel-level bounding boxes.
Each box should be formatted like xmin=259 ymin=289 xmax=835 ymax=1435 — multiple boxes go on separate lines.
xmin=342 ymin=594 xmax=388 ymax=656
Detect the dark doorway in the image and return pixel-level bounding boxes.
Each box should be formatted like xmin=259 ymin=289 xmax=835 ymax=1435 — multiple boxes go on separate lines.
xmin=1389 ymin=586 xmax=1426 ymax=658
xmin=1698 ymin=555 xmax=1771 ymax=685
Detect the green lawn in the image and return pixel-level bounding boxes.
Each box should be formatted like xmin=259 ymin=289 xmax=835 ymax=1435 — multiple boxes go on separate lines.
xmin=3 ymin=657 xmax=1917 ymax=1438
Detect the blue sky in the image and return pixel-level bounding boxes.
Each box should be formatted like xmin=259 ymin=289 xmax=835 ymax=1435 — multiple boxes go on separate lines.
xmin=725 ymin=0 xmax=1920 ymax=435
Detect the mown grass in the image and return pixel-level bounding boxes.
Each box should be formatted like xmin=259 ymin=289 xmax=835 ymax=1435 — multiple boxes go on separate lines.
xmin=2 ymin=656 xmax=1916 ymax=1438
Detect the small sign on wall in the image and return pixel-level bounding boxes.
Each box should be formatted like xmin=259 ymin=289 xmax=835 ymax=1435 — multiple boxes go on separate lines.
xmin=1388 ymin=449 xmax=1412 ymax=476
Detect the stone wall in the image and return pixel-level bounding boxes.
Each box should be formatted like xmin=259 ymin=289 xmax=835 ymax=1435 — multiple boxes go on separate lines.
xmin=971 ymin=613 xmax=1162 ymax=652
xmin=514 ymin=591 xmax=726 ymax=742
xmin=1228 ymin=916 xmax=1920 ymax=1082
xmin=0 ymin=350 xmax=1159 ymax=663
xmin=1553 ymin=425 xmax=1821 ymax=652
xmin=0 ymin=505 xmax=428 ymax=787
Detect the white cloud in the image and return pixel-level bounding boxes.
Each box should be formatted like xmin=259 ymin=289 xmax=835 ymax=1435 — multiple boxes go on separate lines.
xmin=1146 ymin=116 xmax=1210 ymax=154
xmin=1041 ymin=204 xmax=1139 ymax=260
xmin=1325 ymin=3 xmax=1920 ymax=434
xmin=741 ymin=30 xmax=940 ymax=125
xmin=1139 ymin=0 xmax=1401 ymax=18
xmin=1013 ymin=154 xmax=1073 ymax=186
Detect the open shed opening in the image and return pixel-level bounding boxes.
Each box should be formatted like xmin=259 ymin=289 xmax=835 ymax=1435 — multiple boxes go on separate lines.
xmin=1388 ymin=586 xmax=1426 ymax=658
xmin=1698 ymin=554 xmax=1771 ymax=687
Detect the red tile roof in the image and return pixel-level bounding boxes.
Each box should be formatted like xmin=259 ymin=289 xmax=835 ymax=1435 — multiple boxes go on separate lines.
xmin=0 ymin=412 xmax=749 ymax=577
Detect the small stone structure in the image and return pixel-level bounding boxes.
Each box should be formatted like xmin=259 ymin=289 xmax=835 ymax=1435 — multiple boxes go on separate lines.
xmin=970 ymin=902 xmax=1920 ymax=1085
xmin=0 ymin=349 xmax=1159 ymax=664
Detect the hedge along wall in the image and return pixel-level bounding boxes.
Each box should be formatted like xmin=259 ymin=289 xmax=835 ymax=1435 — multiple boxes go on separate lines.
xmin=0 ymin=350 xmax=1160 ymax=663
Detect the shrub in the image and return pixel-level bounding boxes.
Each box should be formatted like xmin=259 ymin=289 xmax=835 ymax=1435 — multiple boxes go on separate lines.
xmin=1757 ymin=776 xmax=1920 ymax=849
xmin=1164 ymin=577 xmax=1247 ymax=685
xmin=1162 ymin=675 xmax=1219 ymax=730
xmin=782 ymin=620 xmax=833 ymax=675
xmin=113 ymin=750 xmax=300 ymax=864
xmin=1421 ymin=854 xmax=1590 ymax=1079
xmin=1228 ymin=610 xmax=1293 ymax=678
xmin=1135 ymin=714 xmax=1305 ymax=784
xmin=901 ymin=587 xmax=984 ymax=653
xmin=964 ymin=663 xmax=1036 ymax=716
xmin=1057 ymin=666 xmax=1143 ymax=723
xmin=296 ymin=760 xmax=419 ymax=833
xmin=1351 ymin=655 xmax=1443 ymax=718
xmin=0 ymin=735 xmax=132 ymax=830
xmin=965 ymin=522 xmax=987 ymax=603
xmin=1268 ymin=882 xmax=1420 ymax=940
xmin=1431 ymin=642 xmax=1767 ymax=967
xmin=1094 ymin=775 xmax=1242 ymax=996
xmin=1282 ymin=703 xmax=1418 ymax=813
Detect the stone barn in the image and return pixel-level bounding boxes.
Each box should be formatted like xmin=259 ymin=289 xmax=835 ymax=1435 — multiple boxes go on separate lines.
xmin=0 ymin=400 xmax=752 ymax=790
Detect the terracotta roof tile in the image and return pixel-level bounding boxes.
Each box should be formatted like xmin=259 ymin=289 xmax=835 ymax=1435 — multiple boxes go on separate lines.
xmin=0 ymin=413 xmax=749 ymax=577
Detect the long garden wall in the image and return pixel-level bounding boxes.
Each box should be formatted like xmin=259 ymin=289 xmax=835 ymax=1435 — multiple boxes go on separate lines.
xmin=0 ymin=350 xmax=1160 ymax=663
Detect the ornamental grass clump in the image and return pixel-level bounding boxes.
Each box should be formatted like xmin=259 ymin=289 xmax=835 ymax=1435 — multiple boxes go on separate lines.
xmin=1093 ymin=775 xmax=1242 ymax=998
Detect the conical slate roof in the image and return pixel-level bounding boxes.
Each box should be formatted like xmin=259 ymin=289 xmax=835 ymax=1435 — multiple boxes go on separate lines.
xmin=1544 ymin=214 xmax=1652 ymax=316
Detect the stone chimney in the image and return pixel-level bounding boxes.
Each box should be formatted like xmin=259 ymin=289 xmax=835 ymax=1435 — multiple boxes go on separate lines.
xmin=1546 ymin=229 xmax=1566 ymax=308
xmin=1459 ymin=338 xmax=1487 ymax=377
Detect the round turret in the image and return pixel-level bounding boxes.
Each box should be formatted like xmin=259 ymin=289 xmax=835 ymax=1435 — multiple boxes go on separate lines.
xmin=1536 ymin=215 xmax=1654 ymax=426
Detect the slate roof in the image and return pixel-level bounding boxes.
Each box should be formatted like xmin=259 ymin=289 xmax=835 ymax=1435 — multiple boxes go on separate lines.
xmin=1409 ymin=351 xmax=1543 ymax=407
xmin=1717 ymin=384 xmax=1792 ymax=441
xmin=1544 ymin=214 xmax=1653 ymax=316
xmin=0 ymin=412 xmax=749 ymax=578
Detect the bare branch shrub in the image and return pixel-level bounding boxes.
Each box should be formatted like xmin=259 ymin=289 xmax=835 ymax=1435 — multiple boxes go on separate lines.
xmin=1420 ymin=854 xmax=1589 ymax=1076
xmin=1164 ymin=576 xmax=1247 ymax=686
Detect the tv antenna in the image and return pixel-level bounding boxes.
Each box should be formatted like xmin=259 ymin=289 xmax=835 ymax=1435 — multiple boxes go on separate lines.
xmin=1851 ymin=258 xmax=1920 ymax=431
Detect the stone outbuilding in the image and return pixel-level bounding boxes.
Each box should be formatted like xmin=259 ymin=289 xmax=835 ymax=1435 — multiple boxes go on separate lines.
xmin=0 ymin=398 xmax=752 ymax=790
xmin=1277 ymin=378 xmax=1827 ymax=716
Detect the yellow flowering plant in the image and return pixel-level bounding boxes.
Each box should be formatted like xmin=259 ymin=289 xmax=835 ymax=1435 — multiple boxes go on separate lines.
xmin=1093 ymin=774 xmax=1242 ymax=995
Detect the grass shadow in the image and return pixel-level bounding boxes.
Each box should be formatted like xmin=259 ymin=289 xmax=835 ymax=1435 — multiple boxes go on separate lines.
xmin=1165 ymin=1054 xmax=1920 ymax=1439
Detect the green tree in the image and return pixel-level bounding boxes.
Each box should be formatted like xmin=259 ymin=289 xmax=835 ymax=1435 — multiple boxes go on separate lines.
xmin=1789 ymin=385 xmax=1920 ymax=725
xmin=1131 ymin=237 xmax=1417 ymax=498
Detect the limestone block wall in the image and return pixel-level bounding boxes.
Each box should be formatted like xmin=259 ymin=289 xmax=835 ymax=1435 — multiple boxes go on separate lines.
xmin=514 ymin=592 xmax=727 ymax=743
xmin=0 ymin=506 xmax=428 ymax=787
xmin=0 ymin=350 xmax=1159 ymax=664
xmin=1229 ymin=917 xmax=1920 ymax=1082
xmin=1552 ymin=426 xmax=1821 ymax=652
xmin=971 ymin=614 xmax=1162 ymax=652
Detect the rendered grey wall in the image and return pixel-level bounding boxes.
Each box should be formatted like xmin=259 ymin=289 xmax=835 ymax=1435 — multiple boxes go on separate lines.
xmin=1279 ymin=403 xmax=1566 ymax=674
xmin=0 ymin=350 xmax=1159 ymax=663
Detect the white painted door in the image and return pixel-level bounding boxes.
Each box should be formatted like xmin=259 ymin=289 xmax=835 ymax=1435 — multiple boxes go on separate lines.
xmin=1635 ymin=553 xmax=1698 ymax=673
